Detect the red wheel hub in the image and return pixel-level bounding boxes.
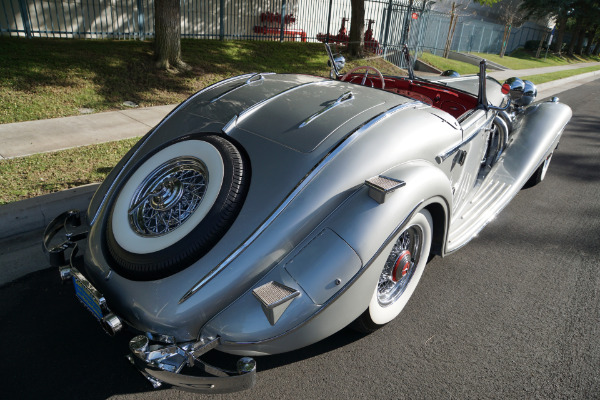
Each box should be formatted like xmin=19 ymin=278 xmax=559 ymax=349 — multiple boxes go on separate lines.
xmin=392 ymin=250 xmax=412 ymax=282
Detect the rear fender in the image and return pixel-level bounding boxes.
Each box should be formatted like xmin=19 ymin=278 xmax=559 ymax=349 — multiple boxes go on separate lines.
xmin=202 ymin=160 xmax=451 ymax=355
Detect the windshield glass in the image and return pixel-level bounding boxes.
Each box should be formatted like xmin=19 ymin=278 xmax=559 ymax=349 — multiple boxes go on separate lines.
xmin=325 ymin=42 xmax=408 ymax=78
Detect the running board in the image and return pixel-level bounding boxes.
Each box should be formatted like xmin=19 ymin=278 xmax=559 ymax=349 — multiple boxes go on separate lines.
xmin=445 ymin=101 xmax=571 ymax=253
xmin=446 ymin=177 xmax=511 ymax=252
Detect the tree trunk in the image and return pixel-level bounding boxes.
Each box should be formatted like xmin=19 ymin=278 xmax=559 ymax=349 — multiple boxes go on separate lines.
xmin=584 ymin=25 xmax=597 ymax=55
xmin=348 ymin=0 xmax=365 ymax=57
xmin=567 ymin=19 xmax=582 ymax=56
xmin=575 ymin=28 xmax=586 ymax=55
xmin=499 ymin=23 xmax=512 ymax=58
xmin=553 ymin=13 xmax=567 ymax=55
xmin=536 ymin=30 xmax=548 ymax=58
xmin=443 ymin=2 xmax=457 ymax=58
xmin=155 ymin=0 xmax=187 ymax=70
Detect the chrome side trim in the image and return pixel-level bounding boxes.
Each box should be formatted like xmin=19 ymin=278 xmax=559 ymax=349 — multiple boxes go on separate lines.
xmin=299 ymin=91 xmax=354 ymax=128
xmin=222 ymin=80 xmax=329 ymax=134
xmin=180 ymin=100 xmax=422 ymax=303
xmin=209 ymin=72 xmax=275 ymax=103
xmin=89 ymin=73 xmax=256 ymax=225
xmin=435 ymin=130 xmax=478 ymax=164
xmin=436 ymin=112 xmax=493 ymax=164
xmin=458 ymin=109 xmax=486 ymax=131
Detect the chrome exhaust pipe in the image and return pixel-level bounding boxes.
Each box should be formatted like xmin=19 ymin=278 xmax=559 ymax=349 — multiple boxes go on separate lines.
xmin=101 ymin=313 xmax=123 ymax=336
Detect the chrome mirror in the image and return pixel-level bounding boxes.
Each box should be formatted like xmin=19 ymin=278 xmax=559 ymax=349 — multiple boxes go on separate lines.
xmin=518 ymin=80 xmax=537 ymax=106
xmin=330 ymin=54 xmax=346 ymax=71
xmin=325 ymin=43 xmax=345 ymax=78
xmin=502 ymin=77 xmax=525 ymax=102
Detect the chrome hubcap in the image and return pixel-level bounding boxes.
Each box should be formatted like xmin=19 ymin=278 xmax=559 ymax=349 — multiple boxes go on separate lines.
xmin=128 ymin=157 xmax=208 ymax=237
xmin=377 ymin=225 xmax=422 ymax=306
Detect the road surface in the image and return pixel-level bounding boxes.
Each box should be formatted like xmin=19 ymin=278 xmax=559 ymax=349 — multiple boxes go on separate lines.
xmin=1 ymin=79 xmax=599 ymax=400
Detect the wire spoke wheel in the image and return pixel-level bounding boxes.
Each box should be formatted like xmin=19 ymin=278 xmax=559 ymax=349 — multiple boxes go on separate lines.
xmin=353 ymin=209 xmax=432 ymax=333
xmin=128 ymin=157 xmax=208 ymax=237
xmin=376 ymin=225 xmax=422 ymax=306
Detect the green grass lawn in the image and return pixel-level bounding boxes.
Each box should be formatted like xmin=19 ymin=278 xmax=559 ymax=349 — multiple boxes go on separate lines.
xmin=1 ymin=38 xmax=599 ymax=205
xmin=472 ymin=49 xmax=600 ymax=70
xmin=521 ymin=65 xmax=600 ymax=84
xmin=0 ymin=138 xmax=139 ymax=204
xmin=419 ymin=52 xmax=480 ymax=75
xmin=420 ymin=49 xmax=600 ymax=75
xmin=0 ymin=38 xmax=330 ymax=124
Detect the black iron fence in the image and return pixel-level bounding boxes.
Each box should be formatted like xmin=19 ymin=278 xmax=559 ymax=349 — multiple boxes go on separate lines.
xmin=1 ymin=0 xmax=548 ymax=64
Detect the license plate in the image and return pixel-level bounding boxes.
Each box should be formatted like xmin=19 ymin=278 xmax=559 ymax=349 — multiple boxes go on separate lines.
xmin=73 ymin=274 xmax=104 ymax=320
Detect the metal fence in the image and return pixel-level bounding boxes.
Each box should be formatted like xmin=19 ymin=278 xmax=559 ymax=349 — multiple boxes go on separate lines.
xmin=1 ymin=0 xmax=547 ymax=61
xmin=1 ymin=0 xmax=435 ymax=69
xmin=422 ymin=11 xmax=548 ymax=56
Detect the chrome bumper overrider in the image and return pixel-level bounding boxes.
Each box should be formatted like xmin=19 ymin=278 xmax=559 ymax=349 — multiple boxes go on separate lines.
xmin=43 ymin=210 xmax=257 ymax=393
xmin=127 ymin=336 xmax=256 ymax=393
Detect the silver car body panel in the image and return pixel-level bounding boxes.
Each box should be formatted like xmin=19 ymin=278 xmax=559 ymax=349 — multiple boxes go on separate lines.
xmin=71 ymin=71 xmax=570 ymax=354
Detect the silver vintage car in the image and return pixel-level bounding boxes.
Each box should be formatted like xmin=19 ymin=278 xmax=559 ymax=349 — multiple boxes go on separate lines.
xmin=44 ymin=44 xmax=572 ymax=393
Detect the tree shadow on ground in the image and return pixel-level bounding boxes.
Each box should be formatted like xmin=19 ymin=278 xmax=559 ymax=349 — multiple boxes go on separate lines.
xmin=0 ymin=37 xmax=329 ymax=124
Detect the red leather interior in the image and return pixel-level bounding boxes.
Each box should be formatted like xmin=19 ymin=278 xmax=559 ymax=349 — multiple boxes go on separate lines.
xmin=342 ymin=74 xmax=478 ymax=119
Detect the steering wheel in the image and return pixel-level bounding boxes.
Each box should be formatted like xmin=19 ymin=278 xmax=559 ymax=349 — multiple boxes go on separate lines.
xmin=341 ymin=66 xmax=385 ymax=89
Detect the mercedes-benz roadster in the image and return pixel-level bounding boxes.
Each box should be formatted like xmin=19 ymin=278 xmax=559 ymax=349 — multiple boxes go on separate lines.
xmin=44 ymin=45 xmax=572 ymax=393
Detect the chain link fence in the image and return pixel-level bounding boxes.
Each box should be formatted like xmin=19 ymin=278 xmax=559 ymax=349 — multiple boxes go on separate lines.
xmin=423 ymin=10 xmax=548 ymax=56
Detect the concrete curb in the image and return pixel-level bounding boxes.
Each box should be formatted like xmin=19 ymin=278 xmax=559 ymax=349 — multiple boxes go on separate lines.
xmin=535 ymin=69 xmax=600 ymax=91
xmin=448 ymin=51 xmax=509 ymax=71
xmin=0 ymin=183 xmax=99 ymax=241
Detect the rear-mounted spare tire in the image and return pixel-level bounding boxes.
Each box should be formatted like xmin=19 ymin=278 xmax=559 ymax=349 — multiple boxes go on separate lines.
xmin=106 ymin=135 xmax=249 ymax=280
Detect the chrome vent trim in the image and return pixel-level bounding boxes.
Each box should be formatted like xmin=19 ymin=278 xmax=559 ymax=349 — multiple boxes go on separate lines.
xmin=365 ymin=175 xmax=406 ymax=204
xmin=209 ymin=72 xmax=275 ymax=103
xmin=252 ymin=281 xmax=300 ymax=325
xmin=222 ymin=80 xmax=330 ymax=134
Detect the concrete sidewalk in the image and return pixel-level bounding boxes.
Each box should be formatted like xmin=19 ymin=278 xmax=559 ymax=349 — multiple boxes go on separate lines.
xmin=0 ymin=63 xmax=599 ymax=160
xmin=0 ymin=104 xmax=176 ymax=160
xmin=487 ymin=61 xmax=600 ymax=81
xmin=1 ymin=64 xmax=599 ymax=160
xmin=1 ymin=64 xmax=599 ymax=284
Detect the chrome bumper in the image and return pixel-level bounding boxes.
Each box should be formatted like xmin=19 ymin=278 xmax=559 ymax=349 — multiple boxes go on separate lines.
xmin=43 ymin=210 xmax=257 ymax=394
xmin=127 ymin=336 xmax=256 ymax=393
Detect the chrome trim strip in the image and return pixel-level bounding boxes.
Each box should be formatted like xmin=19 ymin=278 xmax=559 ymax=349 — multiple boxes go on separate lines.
xmin=435 ymin=112 xmax=493 ymax=164
xmin=299 ymin=91 xmax=354 ymax=128
xmin=222 ymin=115 xmax=238 ymax=135
xmin=90 ymin=73 xmax=256 ymax=225
xmin=180 ymin=100 xmax=422 ymax=303
xmin=222 ymin=80 xmax=329 ymax=134
xmin=459 ymin=109 xmax=486 ymax=131
xmin=209 ymin=72 xmax=276 ymax=104
xmin=435 ymin=130 xmax=478 ymax=164
xmin=218 ymin=199 xmax=428 ymax=346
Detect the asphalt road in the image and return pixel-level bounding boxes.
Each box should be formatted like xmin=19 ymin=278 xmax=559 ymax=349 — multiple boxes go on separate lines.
xmin=2 ymin=80 xmax=599 ymax=400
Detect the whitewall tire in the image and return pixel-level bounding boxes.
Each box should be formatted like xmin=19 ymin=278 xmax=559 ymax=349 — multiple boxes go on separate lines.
xmin=354 ymin=209 xmax=433 ymax=332
xmin=105 ymin=135 xmax=249 ymax=280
